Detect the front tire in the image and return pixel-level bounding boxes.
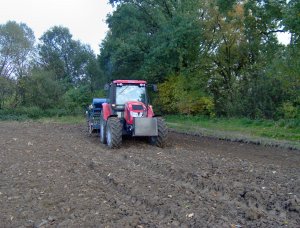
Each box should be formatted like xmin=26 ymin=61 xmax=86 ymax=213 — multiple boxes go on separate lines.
xmin=100 ymin=114 xmax=107 ymax=144
xmin=149 ymin=117 xmax=168 ymax=147
xmin=106 ymin=117 xmax=122 ymax=149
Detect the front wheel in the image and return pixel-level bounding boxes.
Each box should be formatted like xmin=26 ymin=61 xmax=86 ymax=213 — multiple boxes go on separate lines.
xmin=149 ymin=117 xmax=168 ymax=148
xmin=100 ymin=114 xmax=107 ymax=144
xmin=106 ymin=117 xmax=122 ymax=149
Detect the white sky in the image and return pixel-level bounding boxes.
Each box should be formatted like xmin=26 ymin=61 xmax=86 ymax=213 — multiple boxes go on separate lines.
xmin=0 ymin=0 xmax=290 ymax=56
xmin=0 ymin=0 xmax=113 ymax=55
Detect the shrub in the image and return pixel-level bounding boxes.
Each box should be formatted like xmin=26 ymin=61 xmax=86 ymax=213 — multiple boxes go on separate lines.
xmin=24 ymin=70 xmax=64 ymax=109
xmin=11 ymin=106 xmax=43 ymax=119
xmin=62 ymin=85 xmax=101 ymax=112
xmin=157 ymin=74 xmax=215 ymax=116
xmin=279 ymin=102 xmax=299 ymax=119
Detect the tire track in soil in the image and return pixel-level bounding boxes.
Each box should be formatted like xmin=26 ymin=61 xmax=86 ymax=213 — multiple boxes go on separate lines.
xmin=81 ymin=136 xmax=299 ymax=227
xmin=125 ymin=151 xmax=286 ymax=226
xmin=71 ymin=145 xmax=197 ymax=227
xmin=67 ymin=153 xmax=166 ymax=227
xmin=89 ymin=155 xmax=201 ymax=226
xmin=70 ymin=132 xmax=217 ymax=226
xmin=88 ymin=148 xmax=229 ymax=226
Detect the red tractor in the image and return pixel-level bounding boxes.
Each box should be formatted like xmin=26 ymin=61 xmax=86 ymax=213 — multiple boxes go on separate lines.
xmin=100 ymin=80 xmax=168 ymax=148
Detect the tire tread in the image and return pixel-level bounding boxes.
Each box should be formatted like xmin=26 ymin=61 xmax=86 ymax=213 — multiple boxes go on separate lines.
xmin=107 ymin=117 xmax=122 ymax=148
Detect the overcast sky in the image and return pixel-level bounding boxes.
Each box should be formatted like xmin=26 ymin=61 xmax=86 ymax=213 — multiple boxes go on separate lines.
xmin=0 ymin=0 xmax=113 ymax=55
xmin=0 ymin=0 xmax=290 ymax=55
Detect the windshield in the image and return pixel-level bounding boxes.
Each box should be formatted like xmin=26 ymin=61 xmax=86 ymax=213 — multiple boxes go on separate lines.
xmin=116 ymin=85 xmax=146 ymax=104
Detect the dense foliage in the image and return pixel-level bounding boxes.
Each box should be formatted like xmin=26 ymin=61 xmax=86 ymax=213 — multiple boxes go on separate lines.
xmin=100 ymin=0 xmax=299 ymax=119
xmin=0 ymin=23 xmax=103 ymax=115
xmin=0 ymin=1 xmax=299 ymax=120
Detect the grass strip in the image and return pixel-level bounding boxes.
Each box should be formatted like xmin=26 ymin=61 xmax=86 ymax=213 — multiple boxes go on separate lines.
xmin=165 ymin=115 xmax=300 ymax=150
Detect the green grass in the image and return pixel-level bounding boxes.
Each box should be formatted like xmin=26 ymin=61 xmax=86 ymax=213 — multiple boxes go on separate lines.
xmin=165 ymin=115 xmax=300 ymax=148
xmin=1 ymin=109 xmax=299 ymax=149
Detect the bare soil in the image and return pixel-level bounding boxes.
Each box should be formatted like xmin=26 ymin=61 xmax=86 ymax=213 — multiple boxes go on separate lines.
xmin=0 ymin=121 xmax=299 ymax=227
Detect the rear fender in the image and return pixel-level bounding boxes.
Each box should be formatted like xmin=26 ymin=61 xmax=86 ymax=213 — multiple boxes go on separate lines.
xmin=153 ymin=114 xmax=162 ymax=117
xmin=147 ymin=105 xmax=155 ymax=118
xmin=102 ymin=103 xmax=114 ymax=121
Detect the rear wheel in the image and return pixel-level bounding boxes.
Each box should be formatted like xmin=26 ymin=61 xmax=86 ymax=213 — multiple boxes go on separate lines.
xmin=100 ymin=114 xmax=107 ymax=144
xmin=149 ymin=117 xmax=168 ymax=147
xmin=106 ymin=117 xmax=122 ymax=148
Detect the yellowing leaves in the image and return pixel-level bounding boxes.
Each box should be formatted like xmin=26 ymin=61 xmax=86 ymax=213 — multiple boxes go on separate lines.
xmin=157 ymin=75 xmax=215 ymax=116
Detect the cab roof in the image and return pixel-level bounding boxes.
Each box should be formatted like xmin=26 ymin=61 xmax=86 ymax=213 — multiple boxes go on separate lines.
xmin=92 ymin=98 xmax=107 ymax=105
xmin=113 ymin=80 xmax=147 ymax=84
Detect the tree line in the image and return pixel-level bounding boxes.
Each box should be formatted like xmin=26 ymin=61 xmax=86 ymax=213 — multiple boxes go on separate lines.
xmin=100 ymin=0 xmax=299 ymax=119
xmin=0 ymin=21 xmax=104 ymax=115
xmin=1 ymin=0 xmax=299 ymax=120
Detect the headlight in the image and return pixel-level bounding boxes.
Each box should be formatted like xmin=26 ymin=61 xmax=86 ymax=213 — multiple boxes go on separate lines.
xmin=130 ymin=111 xmax=143 ymax=117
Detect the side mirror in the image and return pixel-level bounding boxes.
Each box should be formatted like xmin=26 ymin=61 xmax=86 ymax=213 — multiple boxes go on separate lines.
xmin=152 ymin=84 xmax=158 ymax=92
xmin=104 ymin=83 xmax=110 ymax=91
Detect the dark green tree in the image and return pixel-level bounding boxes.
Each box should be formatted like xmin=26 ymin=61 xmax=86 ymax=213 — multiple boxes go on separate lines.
xmin=100 ymin=0 xmax=203 ymax=83
xmin=39 ymin=26 xmax=102 ymax=89
xmin=100 ymin=0 xmax=299 ymax=119
xmin=23 ymin=70 xmax=64 ymax=109
xmin=283 ymin=0 xmax=300 ymax=44
xmin=0 ymin=77 xmax=14 ymax=109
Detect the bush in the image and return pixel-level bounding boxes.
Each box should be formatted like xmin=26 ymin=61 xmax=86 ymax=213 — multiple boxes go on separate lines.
xmin=44 ymin=108 xmax=69 ymax=117
xmin=0 ymin=106 xmax=85 ymax=121
xmin=278 ymin=102 xmax=299 ymax=119
xmin=157 ymin=75 xmax=179 ymax=113
xmin=18 ymin=106 xmax=44 ymax=119
xmin=157 ymin=74 xmax=215 ymax=116
xmin=24 ymin=70 xmax=64 ymax=109
xmin=62 ymin=85 xmax=97 ymax=111
xmin=0 ymin=107 xmax=42 ymax=120
xmin=0 ymin=109 xmax=28 ymax=121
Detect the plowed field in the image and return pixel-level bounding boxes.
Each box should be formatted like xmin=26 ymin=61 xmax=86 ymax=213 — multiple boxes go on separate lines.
xmin=0 ymin=121 xmax=299 ymax=227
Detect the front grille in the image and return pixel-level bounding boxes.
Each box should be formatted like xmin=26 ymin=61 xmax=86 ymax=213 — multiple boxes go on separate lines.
xmin=132 ymin=105 xmax=143 ymax=110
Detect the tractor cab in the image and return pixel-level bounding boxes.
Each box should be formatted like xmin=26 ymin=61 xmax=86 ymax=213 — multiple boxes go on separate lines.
xmin=106 ymin=80 xmax=149 ymax=117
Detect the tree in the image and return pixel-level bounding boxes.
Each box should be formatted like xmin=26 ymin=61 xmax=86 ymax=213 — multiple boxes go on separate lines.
xmin=100 ymin=0 xmax=203 ymax=83
xmin=0 ymin=21 xmax=35 ymax=78
xmin=198 ymin=0 xmax=287 ymax=117
xmin=39 ymin=26 xmax=101 ymax=88
xmin=101 ymin=0 xmax=298 ymax=119
xmin=283 ymin=0 xmax=300 ymax=44
xmin=0 ymin=21 xmax=36 ymax=106
xmin=0 ymin=77 xmax=14 ymax=109
xmin=23 ymin=70 xmax=64 ymax=109
xmin=99 ymin=3 xmax=154 ymax=81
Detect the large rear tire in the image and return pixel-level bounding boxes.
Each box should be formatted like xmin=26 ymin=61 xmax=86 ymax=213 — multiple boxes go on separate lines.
xmin=149 ymin=117 xmax=168 ymax=148
xmin=106 ymin=117 xmax=122 ymax=149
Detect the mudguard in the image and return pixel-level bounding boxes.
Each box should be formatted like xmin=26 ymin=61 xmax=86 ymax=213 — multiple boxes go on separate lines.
xmin=102 ymin=103 xmax=113 ymax=120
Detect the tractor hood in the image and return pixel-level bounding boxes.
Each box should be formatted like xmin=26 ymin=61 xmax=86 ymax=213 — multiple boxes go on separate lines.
xmin=124 ymin=101 xmax=147 ymax=125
